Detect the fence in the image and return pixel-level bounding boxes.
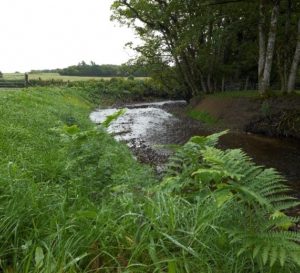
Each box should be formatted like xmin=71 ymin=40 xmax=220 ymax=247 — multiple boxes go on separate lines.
xmin=0 ymin=73 xmax=28 ymax=88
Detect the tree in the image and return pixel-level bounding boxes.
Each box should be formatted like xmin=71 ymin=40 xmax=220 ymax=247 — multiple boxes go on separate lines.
xmin=287 ymin=18 xmax=300 ymax=93
xmin=111 ymin=0 xmax=299 ymax=98
xmin=0 ymin=71 xmax=3 ymax=78
xmin=257 ymin=0 xmax=280 ymax=94
xmin=112 ymin=0 xmax=258 ymax=99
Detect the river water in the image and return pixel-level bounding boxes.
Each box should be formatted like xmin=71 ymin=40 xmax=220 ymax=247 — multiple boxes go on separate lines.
xmin=90 ymin=100 xmax=300 ymax=195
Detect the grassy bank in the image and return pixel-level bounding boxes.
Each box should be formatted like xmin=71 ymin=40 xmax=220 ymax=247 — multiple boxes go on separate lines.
xmin=0 ymin=87 xmax=155 ymax=272
xmin=0 ymin=87 xmax=299 ymax=273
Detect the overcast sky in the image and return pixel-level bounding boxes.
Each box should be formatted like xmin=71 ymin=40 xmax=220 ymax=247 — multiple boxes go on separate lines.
xmin=0 ymin=0 xmax=137 ymax=72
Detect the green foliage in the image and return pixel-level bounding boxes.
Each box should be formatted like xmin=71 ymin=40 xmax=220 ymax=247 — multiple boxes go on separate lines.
xmin=187 ymin=109 xmax=218 ymax=124
xmin=111 ymin=0 xmax=258 ymax=97
xmin=160 ymin=131 xmax=300 ymax=270
xmin=0 ymin=87 xmax=154 ymax=272
xmin=0 ymin=88 xmax=299 ymax=272
xmin=57 ymin=61 xmax=149 ymax=77
xmin=29 ymin=77 xmax=178 ymax=102
xmin=102 ymin=108 xmax=126 ymax=128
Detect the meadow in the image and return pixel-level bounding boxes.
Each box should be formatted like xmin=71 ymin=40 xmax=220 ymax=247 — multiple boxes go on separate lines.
xmin=0 ymin=87 xmax=299 ymax=273
xmin=3 ymin=72 xmax=148 ymax=82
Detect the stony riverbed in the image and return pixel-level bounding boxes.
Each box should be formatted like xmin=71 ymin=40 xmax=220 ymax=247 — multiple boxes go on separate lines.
xmin=90 ymin=100 xmax=300 ymax=195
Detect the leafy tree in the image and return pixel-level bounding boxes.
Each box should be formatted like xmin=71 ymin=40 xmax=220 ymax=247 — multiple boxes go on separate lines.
xmin=111 ymin=0 xmax=300 ymax=97
xmin=111 ymin=0 xmax=258 ymax=99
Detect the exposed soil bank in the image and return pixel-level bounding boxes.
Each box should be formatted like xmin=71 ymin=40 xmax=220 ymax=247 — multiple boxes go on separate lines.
xmin=192 ymin=95 xmax=300 ymax=139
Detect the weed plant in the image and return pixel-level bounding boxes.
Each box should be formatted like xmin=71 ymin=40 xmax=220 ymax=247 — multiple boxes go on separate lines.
xmin=187 ymin=109 xmax=218 ymax=124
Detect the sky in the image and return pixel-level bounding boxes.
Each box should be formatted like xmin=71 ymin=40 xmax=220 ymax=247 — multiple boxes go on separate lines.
xmin=0 ymin=0 xmax=137 ymax=72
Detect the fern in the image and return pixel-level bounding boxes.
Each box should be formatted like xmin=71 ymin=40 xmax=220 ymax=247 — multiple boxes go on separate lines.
xmin=159 ymin=131 xmax=300 ymax=270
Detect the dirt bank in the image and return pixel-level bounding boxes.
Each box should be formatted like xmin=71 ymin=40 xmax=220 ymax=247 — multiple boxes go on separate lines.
xmin=192 ymin=95 xmax=300 ymax=139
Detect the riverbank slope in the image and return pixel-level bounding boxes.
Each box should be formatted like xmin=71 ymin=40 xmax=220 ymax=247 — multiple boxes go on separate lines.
xmin=189 ymin=91 xmax=300 ymax=138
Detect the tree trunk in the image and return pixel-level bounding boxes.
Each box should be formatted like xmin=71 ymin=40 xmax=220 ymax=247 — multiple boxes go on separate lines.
xmin=207 ymin=74 xmax=213 ymax=93
xmin=282 ymin=0 xmax=292 ymax=93
xmin=222 ymin=76 xmax=225 ymax=92
xmin=287 ymin=19 xmax=300 ymax=93
xmin=258 ymin=0 xmax=266 ymax=91
xmin=200 ymin=73 xmax=208 ymax=93
xmin=277 ymin=51 xmax=286 ymax=92
xmin=260 ymin=1 xmax=280 ymax=95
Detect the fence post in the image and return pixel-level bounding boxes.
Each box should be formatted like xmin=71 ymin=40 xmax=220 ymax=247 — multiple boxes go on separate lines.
xmin=25 ymin=73 xmax=29 ymax=88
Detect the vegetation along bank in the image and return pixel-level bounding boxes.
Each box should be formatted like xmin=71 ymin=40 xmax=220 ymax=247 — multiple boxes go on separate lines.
xmin=0 ymin=86 xmax=299 ymax=272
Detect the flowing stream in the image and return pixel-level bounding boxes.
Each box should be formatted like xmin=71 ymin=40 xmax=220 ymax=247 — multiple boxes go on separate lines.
xmin=90 ymin=100 xmax=300 ymax=195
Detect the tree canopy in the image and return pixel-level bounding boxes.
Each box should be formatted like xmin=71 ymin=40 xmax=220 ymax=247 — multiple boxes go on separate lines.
xmin=111 ymin=0 xmax=300 ymax=99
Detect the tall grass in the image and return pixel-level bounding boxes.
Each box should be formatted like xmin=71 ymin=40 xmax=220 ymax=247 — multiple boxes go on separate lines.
xmin=0 ymin=87 xmax=299 ymax=273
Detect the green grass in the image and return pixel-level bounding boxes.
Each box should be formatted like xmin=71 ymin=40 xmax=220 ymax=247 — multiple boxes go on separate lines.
xmin=0 ymin=87 xmax=155 ymax=272
xmin=0 ymin=87 xmax=299 ymax=273
xmin=210 ymin=90 xmax=300 ymax=99
xmin=187 ymin=109 xmax=218 ymax=124
xmin=209 ymin=90 xmax=260 ymax=99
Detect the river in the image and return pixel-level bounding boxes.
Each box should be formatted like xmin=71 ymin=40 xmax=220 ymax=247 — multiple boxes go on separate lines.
xmin=90 ymin=100 xmax=300 ymax=196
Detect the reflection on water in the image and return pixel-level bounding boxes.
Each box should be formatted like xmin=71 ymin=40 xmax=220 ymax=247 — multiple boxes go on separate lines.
xmin=91 ymin=100 xmax=300 ymax=195
xmin=221 ymin=133 xmax=300 ymax=194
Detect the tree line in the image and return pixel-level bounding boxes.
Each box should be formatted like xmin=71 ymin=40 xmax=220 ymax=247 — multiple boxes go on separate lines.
xmin=111 ymin=0 xmax=300 ymax=100
xmin=30 ymin=61 xmax=149 ymax=77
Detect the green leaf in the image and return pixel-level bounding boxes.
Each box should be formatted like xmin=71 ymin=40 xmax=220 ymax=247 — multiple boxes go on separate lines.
xmin=63 ymin=124 xmax=80 ymax=135
xmin=253 ymin=245 xmax=261 ymax=259
xmin=270 ymin=247 xmax=278 ymax=267
xmin=168 ymin=261 xmax=176 ymax=273
xmin=76 ymin=210 xmax=98 ymax=219
xmin=291 ymin=251 xmax=300 ymax=266
xmin=270 ymin=211 xmax=294 ymax=230
xmin=215 ymin=190 xmax=233 ymax=207
xmin=35 ymin=246 xmax=44 ymax=269
xmin=102 ymin=109 xmax=126 ymax=128
xmin=192 ymin=169 xmax=224 ymax=184
xmin=279 ymin=248 xmax=286 ymax=267
xmin=189 ymin=136 xmax=207 ymax=145
xmin=161 ymin=233 xmax=198 ymax=257
xmin=262 ymin=246 xmax=270 ymax=265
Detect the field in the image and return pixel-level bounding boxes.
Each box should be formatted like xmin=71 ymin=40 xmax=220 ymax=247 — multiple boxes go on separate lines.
xmin=3 ymin=72 xmax=148 ymax=82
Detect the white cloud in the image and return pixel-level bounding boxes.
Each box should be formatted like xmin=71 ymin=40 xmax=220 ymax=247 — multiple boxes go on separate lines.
xmin=0 ymin=0 xmax=137 ymax=72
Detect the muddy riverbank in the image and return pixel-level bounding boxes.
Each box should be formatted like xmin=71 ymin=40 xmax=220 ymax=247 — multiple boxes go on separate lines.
xmin=191 ymin=95 xmax=300 ymax=138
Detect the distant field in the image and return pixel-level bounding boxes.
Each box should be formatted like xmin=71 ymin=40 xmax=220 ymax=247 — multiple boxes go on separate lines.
xmin=3 ymin=73 xmax=148 ymax=82
xmin=3 ymin=73 xmax=25 ymax=80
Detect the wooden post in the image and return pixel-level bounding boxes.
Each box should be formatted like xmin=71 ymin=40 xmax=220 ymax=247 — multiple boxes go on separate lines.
xmin=25 ymin=73 xmax=29 ymax=88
